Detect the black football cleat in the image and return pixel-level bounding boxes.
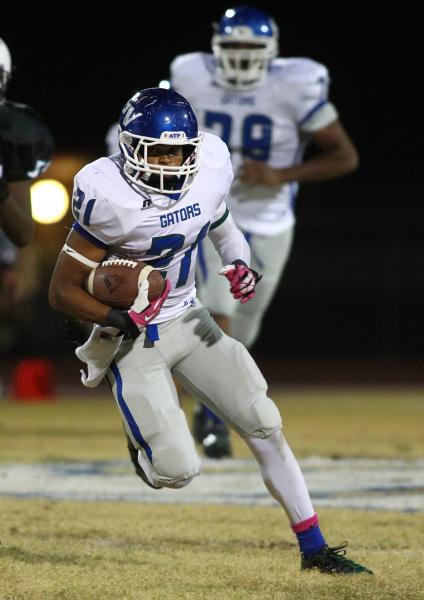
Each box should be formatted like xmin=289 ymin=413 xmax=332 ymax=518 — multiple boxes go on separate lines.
xmin=192 ymin=403 xmax=209 ymax=444
xmin=301 ymin=542 xmax=373 ymax=575
xmin=202 ymin=422 xmax=232 ymax=459
xmin=193 ymin=405 xmax=232 ymax=459
xmin=125 ymin=432 xmax=160 ymax=489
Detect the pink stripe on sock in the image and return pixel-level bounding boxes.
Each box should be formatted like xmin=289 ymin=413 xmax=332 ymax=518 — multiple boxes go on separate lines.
xmin=291 ymin=513 xmax=319 ymax=533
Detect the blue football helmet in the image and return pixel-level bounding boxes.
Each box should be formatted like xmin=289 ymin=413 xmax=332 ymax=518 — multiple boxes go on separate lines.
xmin=118 ymin=88 xmax=203 ymax=195
xmin=212 ymin=6 xmax=279 ymax=91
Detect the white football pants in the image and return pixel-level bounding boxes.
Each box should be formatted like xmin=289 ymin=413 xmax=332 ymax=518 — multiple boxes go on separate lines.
xmin=107 ymin=303 xmax=316 ymax=524
xmin=107 ymin=302 xmax=282 ymax=489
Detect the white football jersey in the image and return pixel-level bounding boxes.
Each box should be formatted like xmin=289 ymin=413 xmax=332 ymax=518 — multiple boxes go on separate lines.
xmin=72 ymin=133 xmax=233 ymax=324
xmin=171 ymin=53 xmax=338 ymax=235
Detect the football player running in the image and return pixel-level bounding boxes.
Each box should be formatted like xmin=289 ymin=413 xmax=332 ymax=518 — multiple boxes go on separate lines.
xmin=50 ymin=87 xmax=371 ymax=575
xmin=106 ymin=6 xmax=359 ymax=460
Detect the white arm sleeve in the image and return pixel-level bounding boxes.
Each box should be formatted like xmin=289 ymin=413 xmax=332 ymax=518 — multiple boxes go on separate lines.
xmin=300 ymin=102 xmax=339 ymax=133
xmin=208 ymin=210 xmax=251 ymax=267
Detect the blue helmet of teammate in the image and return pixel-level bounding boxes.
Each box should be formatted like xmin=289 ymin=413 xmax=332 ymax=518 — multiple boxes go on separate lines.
xmin=118 ymin=87 xmax=203 ymax=195
xmin=212 ymin=6 xmax=279 ymax=91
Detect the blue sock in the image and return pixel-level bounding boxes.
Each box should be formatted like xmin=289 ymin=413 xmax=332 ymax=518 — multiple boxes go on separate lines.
xmin=292 ymin=515 xmax=326 ymax=556
xmin=296 ymin=526 xmax=326 ymax=557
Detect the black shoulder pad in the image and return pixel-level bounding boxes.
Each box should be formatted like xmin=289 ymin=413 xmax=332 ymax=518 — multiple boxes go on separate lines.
xmin=0 ymin=101 xmax=54 ymax=181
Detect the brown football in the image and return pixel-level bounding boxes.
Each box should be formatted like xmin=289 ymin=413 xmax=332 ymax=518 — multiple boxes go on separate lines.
xmin=86 ymin=258 xmax=165 ymax=310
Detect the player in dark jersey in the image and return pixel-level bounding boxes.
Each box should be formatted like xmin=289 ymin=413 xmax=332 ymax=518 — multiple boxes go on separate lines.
xmin=0 ymin=37 xmax=54 ymax=250
xmin=0 ymin=37 xmax=54 ymax=351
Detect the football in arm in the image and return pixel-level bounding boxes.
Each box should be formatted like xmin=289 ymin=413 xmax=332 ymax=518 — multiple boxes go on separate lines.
xmin=86 ymin=259 xmax=165 ymax=310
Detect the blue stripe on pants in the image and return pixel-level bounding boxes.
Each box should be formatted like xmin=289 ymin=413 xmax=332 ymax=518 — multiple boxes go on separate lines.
xmin=110 ymin=360 xmax=153 ymax=463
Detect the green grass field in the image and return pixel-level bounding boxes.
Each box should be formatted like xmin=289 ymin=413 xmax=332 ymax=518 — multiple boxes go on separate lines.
xmin=0 ymin=500 xmax=423 ymax=600
xmin=0 ymin=387 xmax=423 ymax=599
xmin=0 ymin=387 xmax=423 ymax=462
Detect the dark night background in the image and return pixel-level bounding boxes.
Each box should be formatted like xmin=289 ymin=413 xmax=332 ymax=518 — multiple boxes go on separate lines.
xmin=1 ymin=6 xmax=423 ymax=379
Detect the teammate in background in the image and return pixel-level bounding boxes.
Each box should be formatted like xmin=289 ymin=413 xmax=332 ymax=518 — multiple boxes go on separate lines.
xmin=50 ymin=87 xmax=371 ymax=575
xmin=105 ymin=6 xmax=359 ymax=459
xmin=172 ymin=5 xmax=359 ymax=457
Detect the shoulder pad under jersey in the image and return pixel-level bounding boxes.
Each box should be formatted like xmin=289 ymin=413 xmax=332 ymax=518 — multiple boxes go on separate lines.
xmin=170 ymin=52 xmax=214 ymax=92
xmin=200 ymin=132 xmax=231 ymax=170
xmin=270 ymin=57 xmax=329 ymax=83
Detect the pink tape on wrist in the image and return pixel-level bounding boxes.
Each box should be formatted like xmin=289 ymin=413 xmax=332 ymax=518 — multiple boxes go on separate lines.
xmin=291 ymin=513 xmax=319 ymax=533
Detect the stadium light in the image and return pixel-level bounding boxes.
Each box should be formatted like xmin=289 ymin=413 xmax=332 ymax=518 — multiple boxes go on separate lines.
xmin=31 ymin=179 xmax=70 ymax=224
xmin=158 ymin=80 xmax=171 ymax=89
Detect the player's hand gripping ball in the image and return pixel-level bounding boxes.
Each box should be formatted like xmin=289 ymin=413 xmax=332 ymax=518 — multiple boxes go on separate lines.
xmin=86 ymin=258 xmax=165 ymax=310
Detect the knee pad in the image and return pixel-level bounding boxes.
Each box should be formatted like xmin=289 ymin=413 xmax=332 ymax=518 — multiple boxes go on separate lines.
xmin=161 ymin=473 xmax=197 ymax=489
xmin=151 ymin=452 xmax=201 ymax=489
xmin=133 ymin=405 xmax=201 ymax=489
xmin=219 ymin=341 xmax=282 ymax=438
xmin=238 ymin=394 xmax=282 ymax=439
xmin=149 ymin=435 xmax=201 ymax=489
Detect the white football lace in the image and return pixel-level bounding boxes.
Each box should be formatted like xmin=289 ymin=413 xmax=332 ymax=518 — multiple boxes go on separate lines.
xmin=101 ymin=258 xmax=138 ymax=268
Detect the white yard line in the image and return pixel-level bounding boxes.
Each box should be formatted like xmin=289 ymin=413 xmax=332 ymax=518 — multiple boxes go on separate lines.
xmin=0 ymin=457 xmax=423 ymax=511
